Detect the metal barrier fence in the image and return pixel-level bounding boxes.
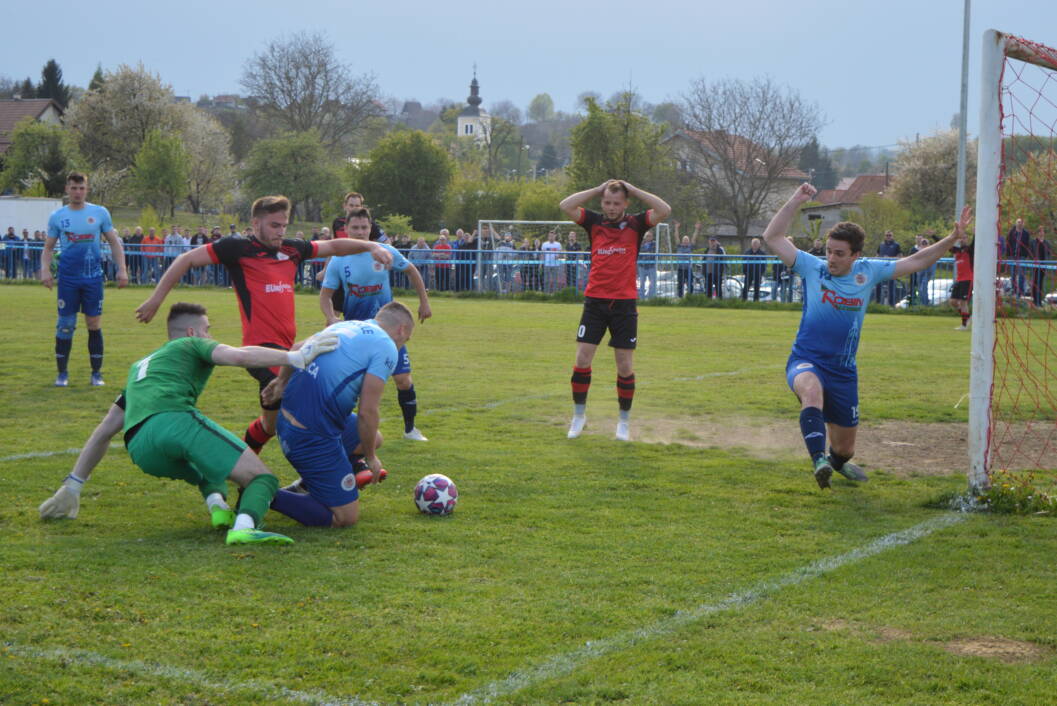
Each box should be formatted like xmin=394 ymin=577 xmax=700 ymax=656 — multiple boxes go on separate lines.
xmin=2 ymin=241 xmax=1055 ymax=308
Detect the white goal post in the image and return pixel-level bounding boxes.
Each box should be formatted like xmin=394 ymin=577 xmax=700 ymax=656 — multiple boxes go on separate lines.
xmin=969 ymin=30 xmax=1057 ymax=491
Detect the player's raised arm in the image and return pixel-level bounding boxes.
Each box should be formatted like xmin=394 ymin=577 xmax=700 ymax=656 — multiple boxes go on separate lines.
xmin=893 ymin=205 xmax=973 ymax=279
xmin=559 ymin=182 xmax=609 ymax=221
xmin=317 ymin=237 xmax=393 ymax=267
xmin=763 ymin=183 xmax=816 ymax=268
xmin=39 ymin=402 xmax=125 ymax=519
xmin=103 ymin=229 xmax=129 ymax=288
xmin=623 ymin=181 xmax=672 ymax=226
xmin=135 ymin=246 xmax=214 ymax=323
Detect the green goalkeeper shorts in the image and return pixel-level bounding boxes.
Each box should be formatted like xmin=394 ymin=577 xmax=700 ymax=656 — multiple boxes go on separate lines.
xmin=127 ymin=410 xmax=246 ymax=488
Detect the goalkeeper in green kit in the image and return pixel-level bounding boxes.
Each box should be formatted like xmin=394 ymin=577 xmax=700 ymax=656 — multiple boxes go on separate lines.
xmin=38 ymin=302 xmax=338 ymax=546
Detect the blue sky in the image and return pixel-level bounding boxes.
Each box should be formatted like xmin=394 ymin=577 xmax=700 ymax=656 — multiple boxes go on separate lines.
xmin=5 ymin=0 xmax=1056 ymax=149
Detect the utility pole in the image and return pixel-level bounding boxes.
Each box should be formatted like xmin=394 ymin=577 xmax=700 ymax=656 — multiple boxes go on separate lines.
xmin=955 ymin=0 xmax=971 ymax=217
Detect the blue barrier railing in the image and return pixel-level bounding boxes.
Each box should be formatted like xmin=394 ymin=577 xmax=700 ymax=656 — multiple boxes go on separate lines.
xmin=2 ymin=241 xmax=1054 ymax=306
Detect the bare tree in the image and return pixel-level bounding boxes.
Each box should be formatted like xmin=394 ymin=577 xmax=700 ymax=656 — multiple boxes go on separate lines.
xmin=680 ymin=77 xmax=823 ymax=243
xmin=479 ymin=117 xmax=521 ymax=179
xmin=240 ymin=31 xmax=383 ymax=149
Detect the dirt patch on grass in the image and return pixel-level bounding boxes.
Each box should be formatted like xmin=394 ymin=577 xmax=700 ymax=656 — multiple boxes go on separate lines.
xmin=570 ymin=413 xmax=1049 ymax=476
xmin=943 ymin=637 xmax=1051 ymax=663
xmin=819 ymin=622 xmax=1049 ymax=662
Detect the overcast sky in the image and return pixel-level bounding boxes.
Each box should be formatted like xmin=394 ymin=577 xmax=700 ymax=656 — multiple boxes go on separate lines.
xmin=5 ymin=0 xmax=1056 ymax=149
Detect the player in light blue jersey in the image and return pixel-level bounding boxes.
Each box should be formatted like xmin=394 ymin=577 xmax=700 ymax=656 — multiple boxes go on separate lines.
xmin=764 ymin=184 xmax=972 ymax=489
xmin=42 ymin=173 xmax=129 ymax=387
xmin=266 ymin=301 xmax=415 ymax=528
xmin=319 ymin=207 xmax=433 ymax=442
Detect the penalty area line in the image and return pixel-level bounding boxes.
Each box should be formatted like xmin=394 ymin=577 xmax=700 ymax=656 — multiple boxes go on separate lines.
xmin=0 ymin=443 xmax=122 ymax=463
xmin=1 ymin=643 xmax=374 ymax=706
xmin=453 ymin=512 xmax=966 ymax=705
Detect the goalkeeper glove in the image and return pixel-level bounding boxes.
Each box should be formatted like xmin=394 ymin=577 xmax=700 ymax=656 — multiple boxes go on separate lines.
xmin=39 ymin=474 xmax=84 ymax=520
xmin=286 ymin=333 xmax=340 ymax=369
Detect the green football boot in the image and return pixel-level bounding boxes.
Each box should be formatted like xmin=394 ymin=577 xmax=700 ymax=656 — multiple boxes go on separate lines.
xmin=833 ymin=459 xmax=868 ymax=482
xmin=210 ymin=508 xmax=235 ymax=530
xmin=813 ymin=456 xmax=833 ymax=489
xmin=225 ymin=529 xmax=294 ymax=546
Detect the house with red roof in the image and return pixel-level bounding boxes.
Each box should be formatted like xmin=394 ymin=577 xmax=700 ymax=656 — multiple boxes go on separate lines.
xmin=0 ymin=98 xmax=64 ymax=155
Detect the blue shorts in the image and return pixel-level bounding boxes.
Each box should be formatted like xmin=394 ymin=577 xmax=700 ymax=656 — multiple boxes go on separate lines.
xmin=394 ymin=345 xmax=411 ymax=376
xmin=276 ymin=412 xmax=363 ymax=508
xmin=786 ymin=356 xmax=859 ymax=427
xmin=57 ymin=277 xmax=104 ymax=317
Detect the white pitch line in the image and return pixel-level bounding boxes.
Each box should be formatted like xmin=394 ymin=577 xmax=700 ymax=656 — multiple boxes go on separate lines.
xmin=453 ymin=513 xmax=966 ymax=705
xmin=0 ymin=443 xmax=122 ymax=463
xmin=2 ymin=643 xmax=374 ymax=706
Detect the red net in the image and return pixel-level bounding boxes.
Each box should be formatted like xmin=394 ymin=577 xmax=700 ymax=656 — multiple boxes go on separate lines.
xmin=990 ymin=35 xmax=1057 ymax=474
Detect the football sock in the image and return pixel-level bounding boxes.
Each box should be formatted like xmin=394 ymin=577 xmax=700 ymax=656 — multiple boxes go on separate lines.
xmin=236 ymin=474 xmax=278 ymax=528
xmin=270 ymin=489 xmax=334 ymax=527
xmin=87 ymin=329 xmax=104 ymax=373
xmin=244 ymin=417 xmax=273 ymax=454
xmin=397 ymin=385 xmax=418 ymax=434
xmin=619 ymin=409 xmax=630 ymax=423
xmin=961 ymin=313 xmax=970 ymax=325
xmin=571 ymin=366 xmax=592 ymax=404
xmin=573 ymin=403 xmax=586 ymax=417
xmin=204 ymin=492 xmax=229 ymax=512
xmin=233 ymin=513 xmax=255 ymax=531
xmin=828 ymin=447 xmax=852 ymax=471
xmin=617 ymin=374 xmax=635 ymax=412
xmin=55 ymin=337 xmax=73 ymax=374
xmin=799 ymin=407 xmax=827 ymax=460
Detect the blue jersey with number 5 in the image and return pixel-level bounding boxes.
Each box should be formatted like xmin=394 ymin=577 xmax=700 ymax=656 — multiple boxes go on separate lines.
xmin=322 ymin=244 xmax=409 ymax=321
xmin=281 ymin=320 xmax=397 ymax=437
xmin=47 ymin=203 xmax=113 ymax=280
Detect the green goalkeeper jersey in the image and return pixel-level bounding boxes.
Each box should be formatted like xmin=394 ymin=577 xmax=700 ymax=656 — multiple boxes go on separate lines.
xmin=123 ymin=337 xmax=220 ymax=434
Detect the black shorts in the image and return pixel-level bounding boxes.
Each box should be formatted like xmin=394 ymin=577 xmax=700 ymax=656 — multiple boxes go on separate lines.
xmin=246 ymin=342 xmax=288 ymax=410
xmin=576 ymin=297 xmax=638 ymax=349
xmin=951 ymin=280 xmax=972 ymax=300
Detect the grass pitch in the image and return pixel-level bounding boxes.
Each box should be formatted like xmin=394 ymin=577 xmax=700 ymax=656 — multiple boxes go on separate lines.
xmin=1 ymin=283 xmax=1056 ymax=705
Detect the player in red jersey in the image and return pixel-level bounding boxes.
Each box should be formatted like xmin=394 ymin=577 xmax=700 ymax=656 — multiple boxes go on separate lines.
xmin=134 ymin=195 xmax=393 ymax=452
xmin=558 ymin=180 xmax=671 ymax=441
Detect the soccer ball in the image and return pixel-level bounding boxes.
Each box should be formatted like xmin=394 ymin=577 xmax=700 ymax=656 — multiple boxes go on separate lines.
xmin=414 ymin=474 xmax=458 ymax=515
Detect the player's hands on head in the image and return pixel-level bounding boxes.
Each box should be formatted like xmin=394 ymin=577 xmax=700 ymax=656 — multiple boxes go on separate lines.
xmin=135 ymin=298 xmax=161 ymax=323
xmin=39 ymin=485 xmax=79 ymax=520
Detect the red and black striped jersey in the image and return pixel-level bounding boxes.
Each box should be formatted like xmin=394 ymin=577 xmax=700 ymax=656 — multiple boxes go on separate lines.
xmin=577 ymin=208 xmax=653 ymax=299
xmin=206 ymin=235 xmax=317 ymax=348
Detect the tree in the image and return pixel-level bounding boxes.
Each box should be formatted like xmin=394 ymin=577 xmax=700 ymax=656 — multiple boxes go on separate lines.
xmin=528 ymin=93 xmax=555 ymax=123
xmin=889 ymin=129 xmax=977 ymax=222
xmin=538 ymin=143 xmax=561 ymax=172
xmin=853 ymin=193 xmax=912 ymax=247
xmin=131 ymin=129 xmax=189 ymax=217
xmin=514 ymin=180 xmax=564 ymax=221
xmin=88 ymin=65 xmax=105 ymax=93
xmin=1001 ymin=149 xmax=1057 ymax=233
xmin=443 ymin=177 xmax=520 ymax=228
xmin=65 ymin=64 xmax=187 ymax=171
xmin=479 ymin=117 xmax=521 ymax=179
xmin=36 ymin=59 xmax=70 ymax=109
xmin=798 ymin=136 xmax=837 ymax=190
xmin=680 ymin=77 xmax=823 ymax=242
xmin=358 ymin=130 xmax=454 ymax=231
xmin=651 ymin=101 xmax=683 ymax=130
xmin=175 ymin=106 xmax=237 ymax=214
xmin=568 ymin=94 xmax=699 ymax=225
xmin=242 ymin=130 xmax=341 ymax=221
xmin=0 ymin=118 xmax=82 ymax=196
xmin=240 ymin=31 xmax=382 ymax=149
xmin=19 ymin=77 xmax=35 ymax=99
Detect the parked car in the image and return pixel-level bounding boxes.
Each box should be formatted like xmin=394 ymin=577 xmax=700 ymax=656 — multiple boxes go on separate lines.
xmin=896 ymin=278 xmax=954 ymax=308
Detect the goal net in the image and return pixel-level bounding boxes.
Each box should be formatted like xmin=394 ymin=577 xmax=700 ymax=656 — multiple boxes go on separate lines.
xmin=970 ymin=31 xmax=1057 ymax=490
xmin=477 ymin=219 xmax=578 ymax=294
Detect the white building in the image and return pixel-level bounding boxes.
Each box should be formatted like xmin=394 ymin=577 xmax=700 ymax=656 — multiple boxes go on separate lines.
xmin=456 ymin=72 xmax=490 ymax=144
